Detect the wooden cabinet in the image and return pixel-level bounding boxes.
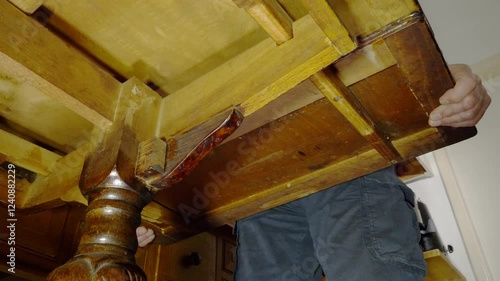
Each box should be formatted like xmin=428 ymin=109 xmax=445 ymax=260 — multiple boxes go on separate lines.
xmin=214 ymin=227 xmax=237 ymax=281
xmin=136 ymin=232 xmax=217 ymax=281
xmin=424 ymin=250 xmax=466 ymax=281
xmin=137 ymin=228 xmax=465 ymax=281
xmin=0 ymin=203 xmax=85 ymax=280
xmin=136 ymin=226 xmax=236 ymax=281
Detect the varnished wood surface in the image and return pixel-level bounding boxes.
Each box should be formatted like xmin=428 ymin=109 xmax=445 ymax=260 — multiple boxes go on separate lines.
xmin=47 ymin=168 xmax=149 ymax=281
xmin=310 ymin=69 xmax=402 ymax=163
xmin=0 ymin=203 xmax=85 ymax=278
xmin=45 ymin=88 xmax=242 ymax=280
xmin=0 ymin=0 xmax=479 ymax=278
xmin=148 ymin=110 xmax=243 ymax=191
xmin=136 ymin=232 xmax=217 ymax=281
xmin=383 ymin=20 xmax=478 ymax=145
xmin=151 ymin=19 xmax=476 ymax=239
xmin=135 ymin=226 xmax=236 ymax=281
xmin=0 ymin=129 xmax=61 ymax=176
xmin=234 ymin=0 xmax=294 ymax=45
xmin=424 ymin=250 xmax=467 ymax=281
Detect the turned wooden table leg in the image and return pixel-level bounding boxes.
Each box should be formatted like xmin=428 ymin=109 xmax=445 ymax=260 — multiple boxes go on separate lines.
xmin=47 ymin=167 xmax=150 ymax=281
xmin=47 ymin=109 xmax=242 ymax=280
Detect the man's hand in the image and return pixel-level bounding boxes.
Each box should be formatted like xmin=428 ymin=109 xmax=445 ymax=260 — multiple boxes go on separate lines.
xmin=429 ymin=64 xmax=491 ymax=127
xmin=136 ymin=226 xmax=155 ymax=247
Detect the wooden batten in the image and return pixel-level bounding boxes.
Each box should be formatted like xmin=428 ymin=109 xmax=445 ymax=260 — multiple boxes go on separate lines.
xmin=0 ymin=52 xmax=112 ymax=130
xmin=158 ymin=15 xmax=340 ymax=139
xmin=300 ymin=0 xmax=356 ymax=54
xmin=7 ymin=0 xmax=45 ymax=14
xmin=275 ymin=0 xmax=308 ymax=20
xmin=0 ymin=66 xmax=95 ymax=153
xmin=274 ymin=0 xmax=419 ymax=39
xmin=0 ymin=0 xmax=120 ymax=128
xmin=310 ymin=69 xmax=402 ymax=163
xmin=16 ymin=128 xmax=102 ymax=208
xmin=234 ymin=0 xmax=294 ymax=45
xmin=0 ymin=129 xmax=61 ymax=176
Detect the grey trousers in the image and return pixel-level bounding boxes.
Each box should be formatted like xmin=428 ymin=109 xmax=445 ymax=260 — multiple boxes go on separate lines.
xmin=234 ymin=167 xmax=427 ymax=281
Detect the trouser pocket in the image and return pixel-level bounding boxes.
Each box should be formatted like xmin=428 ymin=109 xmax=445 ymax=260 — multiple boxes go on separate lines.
xmin=361 ymin=174 xmax=427 ymax=277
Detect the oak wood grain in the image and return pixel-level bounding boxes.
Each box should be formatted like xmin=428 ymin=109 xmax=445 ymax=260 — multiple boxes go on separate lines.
xmin=0 ymin=1 xmax=119 ymax=128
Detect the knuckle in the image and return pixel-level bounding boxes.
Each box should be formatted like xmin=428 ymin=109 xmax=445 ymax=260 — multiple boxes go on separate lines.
xmin=463 ymin=75 xmax=477 ymax=89
xmin=485 ymin=93 xmax=492 ymax=106
xmin=474 ymin=74 xmax=482 ymax=85
xmin=463 ymin=95 xmax=478 ymax=110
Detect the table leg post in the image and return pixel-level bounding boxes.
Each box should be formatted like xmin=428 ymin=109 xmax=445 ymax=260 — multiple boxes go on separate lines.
xmin=47 ymin=167 xmax=149 ymax=281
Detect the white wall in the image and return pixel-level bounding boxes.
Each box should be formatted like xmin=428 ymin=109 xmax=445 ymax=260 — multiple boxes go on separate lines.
xmin=444 ymin=59 xmax=500 ymax=281
xmin=408 ymin=154 xmax=476 ymax=281
xmin=419 ymin=0 xmax=500 ymax=65
xmin=414 ymin=1 xmax=500 ymax=280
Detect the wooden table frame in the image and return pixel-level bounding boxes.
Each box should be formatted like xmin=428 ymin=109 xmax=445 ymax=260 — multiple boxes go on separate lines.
xmin=0 ymin=0 xmax=476 ymax=279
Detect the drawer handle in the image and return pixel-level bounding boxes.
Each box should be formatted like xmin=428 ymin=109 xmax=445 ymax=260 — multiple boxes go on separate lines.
xmin=183 ymin=252 xmax=202 ymax=267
